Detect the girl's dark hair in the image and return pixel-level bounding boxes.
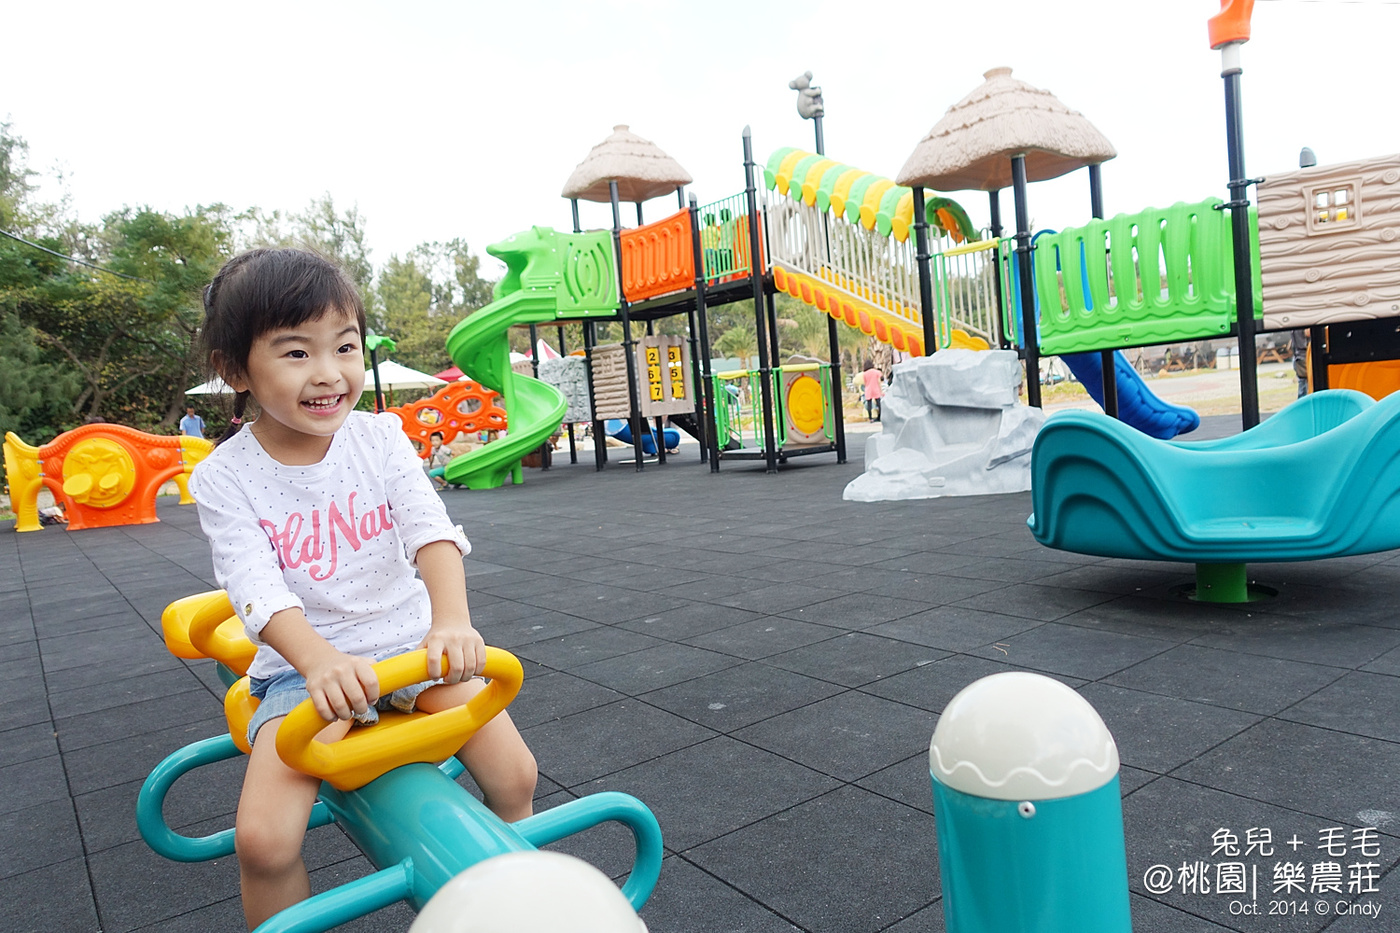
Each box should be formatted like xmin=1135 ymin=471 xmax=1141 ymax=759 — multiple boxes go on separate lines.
xmin=202 ymin=248 xmax=367 ymax=444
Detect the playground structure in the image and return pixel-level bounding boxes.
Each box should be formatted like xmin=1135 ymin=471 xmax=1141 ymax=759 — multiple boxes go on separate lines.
xmin=711 ymin=360 xmax=838 ymax=454
xmin=1257 ymin=152 xmax=1400 ymax=399
xmin=762 ymin=149 xmax=987 ymax=357
xmin=433 ymin=118 xmax=1037 ymax=486
xmin=140 ymin=590 xmax=663 ymax=931
xmin=3 ymin=423 xmax=211 ymax=532
xmin=385 ymin=378 xmax=508 ymax=457
xmin=1022 ymin=1 xmax=1400 ymax=604
xmin=441 ymin=226 xmax=619 ymax=489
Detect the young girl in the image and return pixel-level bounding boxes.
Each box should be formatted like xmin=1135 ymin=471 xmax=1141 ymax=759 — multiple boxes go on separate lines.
xmin=188 ymin=248 xmax=537 ymax=930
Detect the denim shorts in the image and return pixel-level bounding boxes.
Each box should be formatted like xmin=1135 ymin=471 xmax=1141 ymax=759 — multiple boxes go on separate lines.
xmin=246 ymin=668 xmax=439 ymax=748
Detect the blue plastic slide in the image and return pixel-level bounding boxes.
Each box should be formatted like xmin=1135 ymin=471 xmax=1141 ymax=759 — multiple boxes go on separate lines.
xmin=605 ymin=419 xmax=681 ymax=456
xmin=1059 ymin=352 xmax=1200 ymax=440
xmin=1018 ymin=229 xmax=1199 ymax=440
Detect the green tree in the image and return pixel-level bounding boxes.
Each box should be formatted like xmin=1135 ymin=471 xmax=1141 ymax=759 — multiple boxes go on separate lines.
xmin=103 ymin=205 xmax=234 ymax=426
xmin=374 ymin=239 xmax=495 ymax=374
xmin=242 ymin=193 xmax=374 ymax=293
xmin=5 ymin=204 xmax=233 ymax=430
xmin=0 ymin=124 xmax=83 ymax=438
xmin=0 ymin=121 xmax=36 ymax=230
xmin=714 ymin=319 xmax=757 ymax=367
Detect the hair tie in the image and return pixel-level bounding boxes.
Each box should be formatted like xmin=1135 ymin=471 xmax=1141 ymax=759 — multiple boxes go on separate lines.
xmin=230 ymin=416 xmax=243 ymax=425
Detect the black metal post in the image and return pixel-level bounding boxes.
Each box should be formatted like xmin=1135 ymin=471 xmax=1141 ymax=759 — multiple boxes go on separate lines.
xmin=816 ymin=118 xmax=846 ymax=463
xmin=765 ymin=288 xmax=785 ymax=450
xmin=1088 ymin=164 xmax=1118 ymax=420
xmin=636 ymin=202 xmax=644 ymax=226
xmin=557 ymin=325 xmax=577 ymax=464
xmin=912 ymin=186 xmax=937 ymax=354
xmin=827 ymin=314 xmax=847 ymax=463
xmin=584 ymin=320 xmax=606 ymax=470
xmin=527 ymin=323 xmax=550 ymax=469
xmin=988 ymin=190 xmax=1009 ymax=348
xmin=764 ymin=289 xmax=782 ymax=369
xmin=611 ymin=180 xmax=647 ymax=470
xmin=1222 ymin=47 xmax=1261 ymax=429
xmin=686 ymin=304 xmax=707 ymax=463
xmin=645 ymin=319 xmax=666 ymax=465
xmin=1011 ymin=156 xmax=1041 ymax=408
xmin=574 ymin=203 xmax=606 ymax=471
xmin=688 ymin=194 xmax=721 ymax=472
xmin=677 ymin=186 xmax=685 ymax=208
xmin=743 ymin=127 xmax=779 ymax=473
xmin=369 ymin=347 xmax=385 ymax=412
xmin=1310 ymin=324 xmax=1329 ymax=390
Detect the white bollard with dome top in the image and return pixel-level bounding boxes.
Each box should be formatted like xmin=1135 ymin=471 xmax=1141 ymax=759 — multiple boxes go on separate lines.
xmin=929 ymin=672 xmax=1131 ymax=931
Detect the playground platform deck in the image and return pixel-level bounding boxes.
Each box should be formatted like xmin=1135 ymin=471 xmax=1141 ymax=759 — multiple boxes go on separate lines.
xmin=3 ymin=416 xmax=1399 ymax=933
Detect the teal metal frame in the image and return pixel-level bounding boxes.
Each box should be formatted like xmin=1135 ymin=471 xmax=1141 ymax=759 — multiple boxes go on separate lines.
xmin=138 ymin=735 xmax=663 ymax=932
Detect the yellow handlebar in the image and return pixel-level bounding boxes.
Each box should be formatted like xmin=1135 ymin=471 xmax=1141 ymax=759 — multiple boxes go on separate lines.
xmin=160 ymin=590 xmax=257 ymax=676
xmin=187 ymin=596 xmax=258 ymax=676
xmin=274 ymin=647 xmax=524 ymax=791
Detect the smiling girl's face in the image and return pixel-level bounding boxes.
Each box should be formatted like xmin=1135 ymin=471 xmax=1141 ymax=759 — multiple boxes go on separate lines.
xmin=225 ymin=308 xmax=365 ymax=464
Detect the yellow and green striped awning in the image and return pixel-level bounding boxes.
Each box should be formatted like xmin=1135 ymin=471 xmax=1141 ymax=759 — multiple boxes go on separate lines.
xmin=763 ymin=147 xmax=975 ymax=244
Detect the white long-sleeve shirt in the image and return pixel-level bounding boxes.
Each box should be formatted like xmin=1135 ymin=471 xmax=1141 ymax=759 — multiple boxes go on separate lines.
xmin=189 ymin=411 xmax=470 ymax=680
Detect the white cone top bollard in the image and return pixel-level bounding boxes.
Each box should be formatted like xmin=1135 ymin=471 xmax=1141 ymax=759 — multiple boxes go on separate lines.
xmin=409 ymin=851 xmax=647 ymax=933
xmin=930 ymin=672 xmax=1119 ymax=801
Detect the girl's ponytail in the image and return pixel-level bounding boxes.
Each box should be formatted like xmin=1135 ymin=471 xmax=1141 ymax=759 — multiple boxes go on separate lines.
xmin=216 ymin=391 xmax=250 ymax=446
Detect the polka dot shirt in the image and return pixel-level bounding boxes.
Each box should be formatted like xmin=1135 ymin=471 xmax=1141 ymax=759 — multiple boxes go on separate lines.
xmin=190 ymin=411 xmax=470 ymax=680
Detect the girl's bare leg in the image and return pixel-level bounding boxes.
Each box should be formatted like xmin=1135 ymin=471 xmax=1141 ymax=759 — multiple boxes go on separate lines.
xmin=236 ymin=717 xmax=351 ymax=930
xmin=418 ymin=681 xmax=538 ymax=821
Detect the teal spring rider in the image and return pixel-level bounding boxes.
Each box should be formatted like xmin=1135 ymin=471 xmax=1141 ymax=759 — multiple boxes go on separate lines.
xmin=1030 ymin=389 xmax=1400 ymax=601
xmin=139 ymin=591 xmax=663 ymax=932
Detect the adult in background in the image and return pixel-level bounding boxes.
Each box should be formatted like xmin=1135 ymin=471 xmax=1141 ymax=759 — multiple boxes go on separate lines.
xmin=179 ymin=405 xmax=206 ymax=439
xmin=1291 ymin=330 xmax=1310 ymax=398
xmin=860 ymin=359 xmax=884 ymax=422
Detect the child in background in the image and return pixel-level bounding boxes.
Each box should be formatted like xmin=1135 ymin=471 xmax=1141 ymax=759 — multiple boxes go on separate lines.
xmin=427 ymin=431 xmax=454 ymax=489
xmin=189 ymin=248 xmax=536 ymax=930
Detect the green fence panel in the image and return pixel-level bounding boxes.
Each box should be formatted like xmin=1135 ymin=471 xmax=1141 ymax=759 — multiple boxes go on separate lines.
xmin=1033 ymin=199 xmax=1261 ymax=355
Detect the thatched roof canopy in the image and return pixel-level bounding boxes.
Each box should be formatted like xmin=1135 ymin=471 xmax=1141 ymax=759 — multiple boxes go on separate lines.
xmin=561 ymin=125 xmax=693 ymax=203
xmin=896 ymin=67 xmax=1116 ymax=192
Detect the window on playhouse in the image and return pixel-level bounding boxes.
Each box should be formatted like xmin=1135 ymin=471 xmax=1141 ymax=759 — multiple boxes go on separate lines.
xmin=1306 ymin=179 xmax=1361 ymax=235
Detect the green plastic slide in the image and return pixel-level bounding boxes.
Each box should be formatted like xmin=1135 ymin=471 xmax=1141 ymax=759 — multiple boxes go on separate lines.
xmin=441 ymin=226 xmax=618 ymax=489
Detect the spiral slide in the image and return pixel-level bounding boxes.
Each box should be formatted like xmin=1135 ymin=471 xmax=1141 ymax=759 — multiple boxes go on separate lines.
xmin=441 ymin=226 xmax=618 ymax=489
xmin=1060 ymin=351 xmax=1200 ymax=440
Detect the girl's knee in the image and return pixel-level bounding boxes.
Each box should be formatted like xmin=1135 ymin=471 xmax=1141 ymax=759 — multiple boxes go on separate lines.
xmin=485 ymin=754 xmax=537 ymax=821
xmin=481 ymin=747 xmax=538 ymax=811
xmin=235 ymin=813 xmax=305 ymax=877
xmin=512 ymin=748 xmax=539 ymax=797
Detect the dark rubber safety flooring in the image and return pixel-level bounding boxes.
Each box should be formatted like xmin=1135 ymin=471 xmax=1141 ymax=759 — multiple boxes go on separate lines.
xmin=3 ymin=416 xmax=1399 ymax=932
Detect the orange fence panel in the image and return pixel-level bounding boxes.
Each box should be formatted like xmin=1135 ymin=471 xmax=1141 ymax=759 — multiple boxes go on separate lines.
xmin=619 ymin=209 xmax=695 ymax=303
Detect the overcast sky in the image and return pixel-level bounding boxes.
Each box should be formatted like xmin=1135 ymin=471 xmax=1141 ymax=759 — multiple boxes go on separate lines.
xmin=6 ymin=0 xmax=1398 ymax=277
